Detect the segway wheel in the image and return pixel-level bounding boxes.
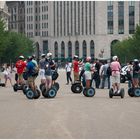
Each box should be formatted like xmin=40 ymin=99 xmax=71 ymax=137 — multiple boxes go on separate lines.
xmin=109 ymin=88 xmax=113 ymax=98
xmin=120 ymin=88 xmax=125 ymax=98
xmin=43 ymin=88 xmax=57 ymax=98
xmin=22 ymin=85 xmax=28 ymax=95
xmin=13 ymin=84 xmax=18 ymax=92
xmin=34 ymin=89 xmax=41 ymax=99
xmin=53 ymin=82 xmax=59 ymax=91
xmin=71 ymin=83 xmax=83 ymax=93
xmin=83 ymin=87 xmax=95 ymax=97
xmin=128 ymin=88 xmax=134 ymax=97
xmin=25 ymin=89 xmax=35 ymax=99
xmin=134 ymin=88 xmax=140 ymax=97
xmin=71 ymin=84 xmax=76 ymax=93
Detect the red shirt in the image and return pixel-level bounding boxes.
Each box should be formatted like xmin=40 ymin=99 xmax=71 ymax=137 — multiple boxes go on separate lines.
xmin=16 ymin=60 xmax=26 ymax=74
xmin=73 ymin=60 xmax=79 ymax=73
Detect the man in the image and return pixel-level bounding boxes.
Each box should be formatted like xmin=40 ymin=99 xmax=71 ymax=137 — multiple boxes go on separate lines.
xmin=100 ymin=60 xmax=110 ymax=89
xmin=110 ymin=56 xmax=121 ymax=93
xmin=65 ymin=60 xmax=72 ymax=85
xmin=73 ymin=55 xmax=82 ymax=82
xmin=26 ymin=56 xmax=36 ymax=92
xmin=39 ymin=54 xmax=46 ymax=84
xmin=15 ymin=56 xmax=26 ymax=85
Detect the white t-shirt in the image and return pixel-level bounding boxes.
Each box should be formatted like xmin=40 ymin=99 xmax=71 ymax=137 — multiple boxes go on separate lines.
xmin=65 ymin=63 xmax=72 ymax=72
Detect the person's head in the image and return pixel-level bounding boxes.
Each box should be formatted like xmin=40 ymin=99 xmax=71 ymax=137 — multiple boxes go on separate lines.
xmin=32 ymin=54 xmax=36 ymax=60
xmin=27 ymin=56 xmax=32 ymax=62
xmin=19 ymin=55 xmax=24 ymax=60
xmin=41 ymin=54 xmax=46 ymax=58
xmin=112 ymin=55 xmax=118 ymax=61
xmin=47 ymin=52 xmax=52 ymax=59
xmin=133 ymin=59 xmax=139 ymax=65
xmin=73 ymin=55 xmax=79 ymax=61
xmin=86 ymin=56 xmax=91 ymax=62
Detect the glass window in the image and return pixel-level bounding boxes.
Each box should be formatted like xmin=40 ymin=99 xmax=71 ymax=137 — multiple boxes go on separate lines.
xmin=118 ymin=1 xmax=124 ymax=34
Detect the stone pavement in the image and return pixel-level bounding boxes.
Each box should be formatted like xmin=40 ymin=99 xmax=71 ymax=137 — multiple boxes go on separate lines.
xmin=0 ymin=69 xmax=140 ymax=139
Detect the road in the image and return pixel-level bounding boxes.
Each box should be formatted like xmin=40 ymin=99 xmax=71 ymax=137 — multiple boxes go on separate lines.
xmin=0 ymin=70 xmax=140 ymax=139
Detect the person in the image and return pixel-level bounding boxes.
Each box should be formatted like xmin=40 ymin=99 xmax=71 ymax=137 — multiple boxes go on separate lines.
xmin=84 ymin=56 xmax=93 ymax=88
xmin=15 ymin=56 xmax=26 ymax=85
xmin=44 ymin=56 xmax=53 ymax=91
xmin=94 ymin=59 xmax=101 ymax=88
xmin=32 ymin=55 xmax=38 ymax=67
xmin=47 ymin=52 xmax=56 ymax=85
xmin=39 ymin=54 xmax=46 ymax=84
xmin=65 ymin=60 xmax=72 ymax=85
xmin=110 ymin=56 xmax=121 ymax=93
xmin=127 ymin=61 xmax=133 ymax=88
xmin=100 ymin=60 xmax=110 ymax=89
xmin=72 ymin=55 xmax=82 ymax=82
xmin=132 ymin=59 xmax=140 ymax=88
xmin=26 ymin=56 xmax=37 ymax=92
xmin=3 ymin=64 xmax=13 ymax=87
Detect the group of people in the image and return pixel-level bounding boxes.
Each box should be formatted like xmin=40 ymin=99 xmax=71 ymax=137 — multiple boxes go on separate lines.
xmin=1 ymin=53 xmax=140 ymax=94
xmin=65 ymin=55 xmax=140 ymax=93
xmin=0 ymin=53 xmax=56 ymax=92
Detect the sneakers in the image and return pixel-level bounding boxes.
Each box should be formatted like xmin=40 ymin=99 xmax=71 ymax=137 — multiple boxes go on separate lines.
xmin=117 ymin=90 xmax=120 ymax=94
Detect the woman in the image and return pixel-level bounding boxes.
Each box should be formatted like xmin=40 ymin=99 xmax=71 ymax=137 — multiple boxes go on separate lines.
xmin=3 ymin=64 xmax=13 ymax=87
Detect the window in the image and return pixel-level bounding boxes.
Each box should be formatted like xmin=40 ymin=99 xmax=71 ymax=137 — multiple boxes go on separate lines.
xmin=107 ymin=1 xmax=113 ymax=34
xmin=118 ymin=1 xmax=124 ymax=34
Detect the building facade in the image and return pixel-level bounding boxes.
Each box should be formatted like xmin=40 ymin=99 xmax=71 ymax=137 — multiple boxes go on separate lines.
xmin=6 ymin=1 xmax=25 ymax=34
xmin=0 ymin=1 xmax=10 ymax=31
xmin=24 ymin=1 xmax=140 ymax=59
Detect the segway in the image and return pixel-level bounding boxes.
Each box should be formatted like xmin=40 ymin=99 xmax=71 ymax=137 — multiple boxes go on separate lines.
xmin=83 ymin=87 xmax=95 ymax=97
xmin=42 ymin=86 xmax=57 ymax=98
xmin=25 ymin=86 xmax=41 ymax=99
xmin=109 ymin=88 xmax=125 ymax=98
xmin=128 ymin=87 xmax=140 ymax=97
xmin=13 ymin=83 xmax=24 ymax=92
xmin=0 ymin=83 xmax=5 ymax=87
xmin=71 ymin=80 xmax=83 ymax=93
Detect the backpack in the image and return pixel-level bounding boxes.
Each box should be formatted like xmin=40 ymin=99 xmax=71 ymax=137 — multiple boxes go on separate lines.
xmin=107 ymin=66 xmax=112 ymax=76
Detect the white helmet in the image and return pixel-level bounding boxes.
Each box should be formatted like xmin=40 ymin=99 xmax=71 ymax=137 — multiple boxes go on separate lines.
xmin=19 ymin=55 xmax=24 ymax=59
xmin=133 ymin=59 xmax=139 ymax=62
xmin=112 ymin=56 xmax=118 ymax=61
xmin=47 ymin=52 xmax=52 ymax=57
xmin=41 ymin=54 xmax=46 ymax=57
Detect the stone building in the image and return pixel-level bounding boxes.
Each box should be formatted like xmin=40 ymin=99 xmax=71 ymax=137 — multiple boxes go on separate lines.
xmin=0 ymin=1 xmax=10 ymax=31
xmin=24 ymin=1 xmax=140 ymax=59
xmin=6 ymin=1 xmax=25 ymax=34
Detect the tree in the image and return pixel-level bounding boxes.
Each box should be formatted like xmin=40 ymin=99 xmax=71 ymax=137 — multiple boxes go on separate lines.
xmin=112 ymin=25 xmax=140 ymax=63
xmin=0 ymin=18 xmax=34 ymax=64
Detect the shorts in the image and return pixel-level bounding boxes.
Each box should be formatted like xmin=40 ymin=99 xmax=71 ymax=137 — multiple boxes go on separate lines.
xmin=74 ymin=72 xmax=79 ymax=81
xmin=27 ymin=76 xmax=35 ymax=84
xmin=85 ymin=71 xmax=92 ymax=80
xmin=18 ymin=73 xmax=23 ymax=80
xmin=111 ymin=74 xmax=120 ymax=84
xmin=39 ymin=69 xmax=46 ymax=79
xmin=45 ymin=75 xmax=52 ymax=80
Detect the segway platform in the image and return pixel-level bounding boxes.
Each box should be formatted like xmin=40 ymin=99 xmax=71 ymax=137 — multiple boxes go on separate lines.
xmin=71 ymin=80 xmax=83 ymax=93
xmin=109 ymin=88 xmax=125 ymax=98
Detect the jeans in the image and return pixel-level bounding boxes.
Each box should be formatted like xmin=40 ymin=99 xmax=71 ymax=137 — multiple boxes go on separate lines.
xmin=66 ymin=72 xmax=72 ymax=84
xmin=101 ymin=75 xmax=110 ymax=89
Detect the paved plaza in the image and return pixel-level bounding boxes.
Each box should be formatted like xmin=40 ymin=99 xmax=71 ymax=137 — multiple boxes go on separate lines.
xmin=0 ymin=69 xmax=140 ymax=139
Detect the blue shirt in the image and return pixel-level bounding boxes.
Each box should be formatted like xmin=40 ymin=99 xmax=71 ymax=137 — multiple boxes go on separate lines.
xmin=26 ymin=61 xmax=35 ymax=76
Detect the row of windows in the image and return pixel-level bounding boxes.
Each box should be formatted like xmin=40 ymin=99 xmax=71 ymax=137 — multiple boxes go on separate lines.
xmin=27 ymin=23 xmax=48 ymax=30
xmin=54 ymin=1 xmax=95 ymax=37
xmin=107 ymin=1 xmax=135 ymax=34
xmin=27 ymin=31 xmax=48 ymax=37
xmin=27 ymin=6 xmax=48 ymax=14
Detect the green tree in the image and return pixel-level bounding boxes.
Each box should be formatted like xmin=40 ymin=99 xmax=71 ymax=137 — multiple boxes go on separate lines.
xmin=112 ymin=25 xmax=140 ymax=63
xmin=0 ymin=18 xmax=34 ymax=64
